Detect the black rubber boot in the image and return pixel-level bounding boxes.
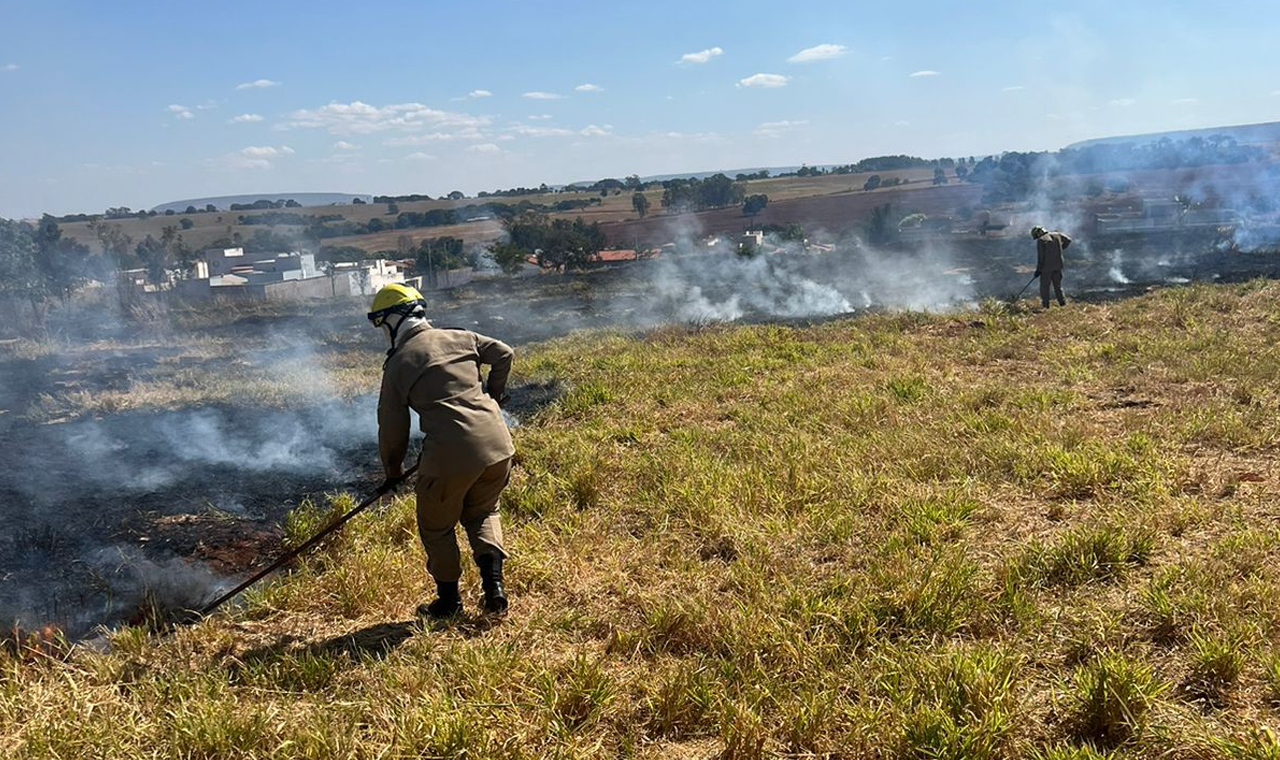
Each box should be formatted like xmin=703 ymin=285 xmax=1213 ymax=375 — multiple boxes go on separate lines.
xmin=476 ymin=554 xmax=508 ymax=615
xmin=417 ymin=581 xmax=463 ymax=620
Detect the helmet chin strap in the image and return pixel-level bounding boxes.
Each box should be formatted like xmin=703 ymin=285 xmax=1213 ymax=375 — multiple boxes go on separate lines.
xmin=382 ymin=311 xmax=427 ymax=359
xmin=383 ymin=312 xmax=407 ymax=357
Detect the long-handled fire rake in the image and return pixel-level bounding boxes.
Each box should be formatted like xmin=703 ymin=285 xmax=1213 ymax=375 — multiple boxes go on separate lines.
xmin=1013 ymin=273 xmax=1039 ymax=301
xmin=199 ymin=464 xmax=419 ymax=617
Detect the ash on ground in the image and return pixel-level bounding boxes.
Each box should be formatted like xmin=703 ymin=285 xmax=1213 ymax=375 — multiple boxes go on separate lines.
xmin=0 ymin=382 xmax=564 ymax=638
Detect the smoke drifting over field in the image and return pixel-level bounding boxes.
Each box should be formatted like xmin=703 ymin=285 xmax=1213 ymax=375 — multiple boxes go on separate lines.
xmin=653 ymin=256 xmax=852 ymax=322
xmin=47 ymin=401 xmax=374 ymax=503
xmin=1 ymin=314 xmax=566 ymax=636
xmin=0 ymin=320 xmax=396 ymax=637
xmin=648 ymin=245 xmax=977 ymax=323
xmin=633 ymin=214 xmax=977 ymax=326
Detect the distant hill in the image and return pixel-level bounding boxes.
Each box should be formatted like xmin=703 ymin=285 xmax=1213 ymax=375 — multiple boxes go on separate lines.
xmin=565 ymin=166 xmax=820 ymax=188
xmin=152 ymin=192 xmax=372 ymax=213
xmin=1066 ymin=121 xmax=1280 ymax=150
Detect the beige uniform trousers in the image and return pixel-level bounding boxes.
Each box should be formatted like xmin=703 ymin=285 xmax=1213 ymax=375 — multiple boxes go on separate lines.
xmin=415 ymin=457 xmax=511 ymax=582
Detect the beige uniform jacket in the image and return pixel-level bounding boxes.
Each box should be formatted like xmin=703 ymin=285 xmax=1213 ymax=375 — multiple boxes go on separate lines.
xmin=378 ymin=323 xmax=515 ymax=476
xmin=1036 ymin=231 xmax=1072 ymax=273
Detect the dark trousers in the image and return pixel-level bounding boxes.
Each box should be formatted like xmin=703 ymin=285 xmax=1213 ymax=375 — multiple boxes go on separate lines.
xmin=1040 ymin=270 xmax=1065 ymax=307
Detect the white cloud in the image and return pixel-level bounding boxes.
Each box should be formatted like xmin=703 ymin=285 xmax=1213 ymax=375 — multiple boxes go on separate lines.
xmin=528 ymin=114 xmax=553 ymax=120
xmin=738 ymin=73 xmax=789 ymax=89
xmin=894 ymin=120 xmax=911 ymax=127
xmin=753 ymin=119 xmax=808 ymax=137
xmin=579 ymin=124 xmax=612 ymax=137
xmin=468 ymin=89 xmax=493 ymax=98
xmin=213 ymin=145 xmax=295 ymax=170
xmin=240 ymin=145 xmax=294 ymax=158
xmin=652 ymin=130 xmax=723 ymax=143
xmin=508 ymin=123 xmax=575 ymax=137
xmin=383 ymin=132 xmax=478 ymax=146
xmin=333 ymin=140 xmax=360 ymax=150
xmin=575 ymin=83 xmax=604 ymax=93
xmin=788 ymin=44 xmax=847 ymax=63
xmin=909 ymin=70 xmax=940 ymax=78
xmin=283 ymin=101 xmax=490 ymax=137
xmin=1 ymin=63 xmax=18 ymax=72
xmin=523 ymin=91 xmax=564 ymax=100
xmin=167 ymin=104 xmax=194 ymax=120
xmin=1172 ymin=97 xmax=1199 ymax=106
xmin=231 ymin=113 xmax=264 ymax=123
xmin=1045 ymin=113 xmax=1063 ymax=121
xmin=1002 ymin=85 xmax=1026 ymax=92
xmin=1272 ymin=90 xmax=1280 ymax=97
xmin=405 ymin=152 xmax=436 ymax=160
xmin=227 ymin=157 xmax=272 ymax=170
xmin=678 ymin=47 xmax=724 ymax=65
xmin=1108 ymin=98 xmax=1137 ymax=107
xmin=196 ymin=100 xmax=220 ymax=110
xmin=312 ymin=154 xmax=362 ymax=165
xmin=236 ymin=79 xmax=281 ymax=90
xmin=467 ymin=143 xmax=502 ymax=153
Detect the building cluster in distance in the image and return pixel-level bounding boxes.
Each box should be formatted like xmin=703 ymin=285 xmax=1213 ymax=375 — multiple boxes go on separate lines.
xmin=1095 ymin=198 xmax=1240 ymax=236
xmin=173 ymin=247 xmax=409 ymax=301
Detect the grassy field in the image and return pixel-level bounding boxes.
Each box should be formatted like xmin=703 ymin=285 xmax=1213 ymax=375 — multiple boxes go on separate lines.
xmin=6 ymin=282 xmax=1280 ymax=758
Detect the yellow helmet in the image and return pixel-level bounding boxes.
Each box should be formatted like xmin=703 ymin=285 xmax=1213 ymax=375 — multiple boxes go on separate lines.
xmin=367 ymin=283 xmax=425 ymax=326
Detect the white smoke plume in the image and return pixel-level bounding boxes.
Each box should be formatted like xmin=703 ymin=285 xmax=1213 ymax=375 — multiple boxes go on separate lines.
xmin=630 ymin=213 xmax=976 ymax=326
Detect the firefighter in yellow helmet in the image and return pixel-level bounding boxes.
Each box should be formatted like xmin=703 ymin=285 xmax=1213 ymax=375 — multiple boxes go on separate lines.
xmin=368 ymin=283 xmax=516 ymax=618
xmin=1031 ymin=226 xmax=1072 ymax=308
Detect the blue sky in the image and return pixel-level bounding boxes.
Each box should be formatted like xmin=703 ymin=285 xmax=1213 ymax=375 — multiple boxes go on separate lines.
xmin=1 ymin=0 xmax=1277 ymax=217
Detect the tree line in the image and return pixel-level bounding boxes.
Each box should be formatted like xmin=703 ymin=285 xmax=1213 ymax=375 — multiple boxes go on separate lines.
xmin=228 ymin=199 xmax=304 ymax=211
xmin=1 ymin=217 xmax=123 ymax=322
xmin=965 ymin=135 xmax=1264 ymax=203
xmin=660 ymin=174 xmax=746 ymax=213
xmin=488 ymin=213 xmax=608 ymax=273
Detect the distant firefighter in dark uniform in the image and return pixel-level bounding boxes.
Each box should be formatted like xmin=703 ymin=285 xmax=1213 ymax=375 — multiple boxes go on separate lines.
xmin=1031 ymin=225 xmax=1072 ymax=308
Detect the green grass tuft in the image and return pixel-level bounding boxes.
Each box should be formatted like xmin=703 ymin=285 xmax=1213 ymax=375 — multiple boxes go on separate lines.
xmin=1062 ymin=651 xmax=1165 ymax=746
xmin=1006 ymin=524 xmax=1154 ymax=590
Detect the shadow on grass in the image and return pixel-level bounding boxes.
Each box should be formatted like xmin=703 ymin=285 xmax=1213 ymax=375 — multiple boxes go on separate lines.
xmin=233 ymin=613 xmax=507 ymax=669
xmin=233 ymin=620 xmax=419 ymax=668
